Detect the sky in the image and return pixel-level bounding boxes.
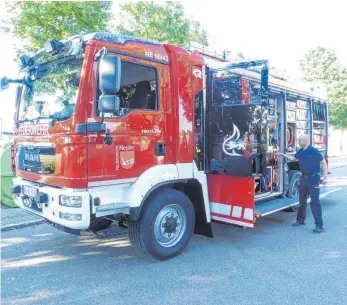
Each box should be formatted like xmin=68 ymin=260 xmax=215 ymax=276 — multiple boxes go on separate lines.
xmin=183 ymin=0 xmax=347 ymax=72
xmin=1 ymin=0 xmax=346 ymax=132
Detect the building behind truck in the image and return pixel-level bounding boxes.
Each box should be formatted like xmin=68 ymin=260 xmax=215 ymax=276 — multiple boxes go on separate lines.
xmin=1 ymin=33 xmax=329 ymax=260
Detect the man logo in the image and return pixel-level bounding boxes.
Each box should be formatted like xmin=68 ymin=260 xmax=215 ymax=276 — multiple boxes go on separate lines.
xmin=120 ymin=150 xmax=135 ymax=169
xmin=222 ymin=124 xmax=245 ymax=156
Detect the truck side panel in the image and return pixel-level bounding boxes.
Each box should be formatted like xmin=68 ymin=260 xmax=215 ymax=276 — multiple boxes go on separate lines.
xmin=208 ymin=174 xmax=255 ymax=227
xmin=165 ymin=44 xmax=194 ymax=165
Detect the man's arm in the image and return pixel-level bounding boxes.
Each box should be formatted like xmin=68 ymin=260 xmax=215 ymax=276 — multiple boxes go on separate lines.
xmin=278 ymin=153 xmax=297 ymax=162
xmin=321 ymin=159 xmax=328 ymax=184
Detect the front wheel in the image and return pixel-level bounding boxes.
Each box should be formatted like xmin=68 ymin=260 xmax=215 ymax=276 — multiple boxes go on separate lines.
xmin=129 ymin=189 xmax=195 ymax=260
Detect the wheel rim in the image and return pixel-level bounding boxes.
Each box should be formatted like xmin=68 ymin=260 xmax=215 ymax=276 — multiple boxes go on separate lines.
xmin=154 ymin=204 xmax=187 ymax=248
xmin=292 ymin=180 xmax=299 ymax=199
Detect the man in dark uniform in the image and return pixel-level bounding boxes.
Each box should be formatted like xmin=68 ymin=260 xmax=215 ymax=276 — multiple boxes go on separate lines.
xmin=279 ymin=134 xmax=328 ymax=233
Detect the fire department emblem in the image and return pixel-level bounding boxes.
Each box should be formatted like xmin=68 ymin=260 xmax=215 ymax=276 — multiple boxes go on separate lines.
xmin=120 ymin=150 xmax=135 ymax=169
xmin=116 ymin=145 xmax=135 ymax=170
xmin=222 ymin=124 xmax=245 ymax=156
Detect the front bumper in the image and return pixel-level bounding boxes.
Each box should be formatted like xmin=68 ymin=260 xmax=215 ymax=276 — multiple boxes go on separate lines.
xmin=12 ymin=177 xmax=91 ymax=230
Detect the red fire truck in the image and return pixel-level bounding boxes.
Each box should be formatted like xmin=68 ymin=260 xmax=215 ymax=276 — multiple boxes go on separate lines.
xmin=1 ymin=33 xmax=330 ymax=260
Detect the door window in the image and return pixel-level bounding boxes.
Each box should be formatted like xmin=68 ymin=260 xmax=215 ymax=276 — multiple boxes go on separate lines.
xmin=212 ymin=71 xmax=241 ymax=105
xmin=96 ymin=61 xmax=158 ymax=118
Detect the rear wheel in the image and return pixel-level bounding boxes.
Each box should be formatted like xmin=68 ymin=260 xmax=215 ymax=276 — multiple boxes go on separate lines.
xmin=129 ymin=188 xmax=195 ymax=260
xmin=284 ymin=170 xmax=302 ymax=212
xmin=287 ymin=170 xmax=301 ymax=199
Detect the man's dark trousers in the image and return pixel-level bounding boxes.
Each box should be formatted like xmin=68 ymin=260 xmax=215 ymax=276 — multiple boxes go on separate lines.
xmin=297 ymin=174 xmax=323 ymax=227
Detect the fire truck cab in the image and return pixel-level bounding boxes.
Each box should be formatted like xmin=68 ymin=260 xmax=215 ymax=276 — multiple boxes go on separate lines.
xmin=2 ymin=33 xmax=329 ymax=260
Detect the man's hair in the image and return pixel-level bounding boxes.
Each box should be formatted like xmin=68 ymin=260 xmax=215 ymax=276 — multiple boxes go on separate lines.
xmin=299 ymin=134 xmax=310 ymax=142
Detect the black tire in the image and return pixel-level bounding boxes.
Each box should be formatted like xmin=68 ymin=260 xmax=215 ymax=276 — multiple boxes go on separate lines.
xmin=287 ymin=170 xmax=302 ymax=199
xmin=128 ymin=188 xmax=195 ymax=261
xmin=89 ymin=218 xmax=113 ymax=232
xmin=284 ymin=170 xmax=301 ymax=212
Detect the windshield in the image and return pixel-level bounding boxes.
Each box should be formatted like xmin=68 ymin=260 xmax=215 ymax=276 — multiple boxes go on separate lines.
xmin=18 ymin=56 xmax=83 ymax=122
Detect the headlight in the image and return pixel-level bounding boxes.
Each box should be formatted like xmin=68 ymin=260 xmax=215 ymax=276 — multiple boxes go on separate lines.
xmin=59 ymin=195 xmax=82 ymax=208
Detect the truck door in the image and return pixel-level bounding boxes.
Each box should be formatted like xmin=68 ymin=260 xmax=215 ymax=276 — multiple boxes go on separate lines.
xmin=87 ymin=54 xmax=168 ymax=187
xmin=206 ymin=61 xmax=269 ymax=177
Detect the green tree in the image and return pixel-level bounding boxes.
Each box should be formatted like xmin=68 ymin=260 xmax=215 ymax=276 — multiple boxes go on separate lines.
xmin=117 ymin=2 xmax=208 ymax=47
xmin=3 ymin=1 xmax=112 ymax=53
xmin=190 ymin=20 xmax=208 ymax=47
xmin=2 ymin=1 xmax=112 ymax=118
xmin=300 ymin=47 xmax=347 ymax=129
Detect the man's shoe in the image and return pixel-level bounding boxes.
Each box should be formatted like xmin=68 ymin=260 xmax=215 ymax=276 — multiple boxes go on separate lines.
xmin=313 ymin=226 xmax=325 ymax=233
xmin=292 ymin=221 xmax=305 ymax=226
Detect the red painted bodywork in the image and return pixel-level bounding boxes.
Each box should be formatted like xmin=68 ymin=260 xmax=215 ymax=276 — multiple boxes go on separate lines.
xmin=208 ymin=175 xmax=255 ymax=225
xmin=12 ymin=35 xmax=328 ymax=227
xmin=85 ymin=42 xmax=168 ymax=185
xmin=13 ymin=39 xmax=201 ymax=189
xmin=164 ymin=44 xmax=194 ymax=164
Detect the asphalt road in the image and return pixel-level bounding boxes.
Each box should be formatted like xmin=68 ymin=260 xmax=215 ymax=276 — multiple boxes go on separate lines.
xmin=329 ymin=156 xmax=347 ymax=169
xmin=2 ymin=167 xmax=347 ymax=305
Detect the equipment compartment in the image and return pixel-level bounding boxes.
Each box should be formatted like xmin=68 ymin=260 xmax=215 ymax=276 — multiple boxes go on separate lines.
xmin=312 ymin=102 xmax=327 ymax=151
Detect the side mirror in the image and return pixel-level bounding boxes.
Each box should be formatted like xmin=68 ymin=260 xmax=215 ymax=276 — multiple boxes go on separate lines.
xmin=1 ymin=76 xmax=23 ymax=91
xmin=99 ymin=54 xmax=121 ymax=94
xmin=98 ymin=95 xmax=120 ymax=113
xmin=1 ymin=77 xmax=9 ymax=91
xmin=98 ymin=54 xmax=121 ymax=113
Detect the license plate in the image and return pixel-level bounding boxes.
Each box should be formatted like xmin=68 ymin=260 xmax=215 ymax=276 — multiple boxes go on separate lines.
xmin=23 ymin=185 xmax=38 ymax=198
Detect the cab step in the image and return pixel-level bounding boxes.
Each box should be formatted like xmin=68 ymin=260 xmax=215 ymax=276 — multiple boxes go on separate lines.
xmin=90 ymin=224 xmax=127 ymax=238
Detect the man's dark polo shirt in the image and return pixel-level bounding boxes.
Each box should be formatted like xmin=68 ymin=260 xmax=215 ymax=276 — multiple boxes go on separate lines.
xmin=295 ymin=145 xmax=323 ymax=175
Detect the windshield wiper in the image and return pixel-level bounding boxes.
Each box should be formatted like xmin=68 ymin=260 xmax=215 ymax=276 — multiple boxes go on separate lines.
xmin=16 ymin=116 xmax=55 ymax=126
xmin=49 ymin=114 xmax=72 ymax=125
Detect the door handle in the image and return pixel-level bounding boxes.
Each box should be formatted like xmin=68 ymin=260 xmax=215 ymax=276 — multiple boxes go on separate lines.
xmin=155 ymin=142 xmax=166 ymax=156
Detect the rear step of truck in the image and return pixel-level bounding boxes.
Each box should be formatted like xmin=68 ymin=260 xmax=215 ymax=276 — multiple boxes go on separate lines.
xmin=255 ymin=187 xmax=341 ymax=217
xmin=255 ymin=196 xmax=298 ymax=217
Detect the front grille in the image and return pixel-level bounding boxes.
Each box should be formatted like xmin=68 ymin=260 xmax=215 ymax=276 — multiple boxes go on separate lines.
xmin=17 ymin=144 xmax=56 ymax=175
